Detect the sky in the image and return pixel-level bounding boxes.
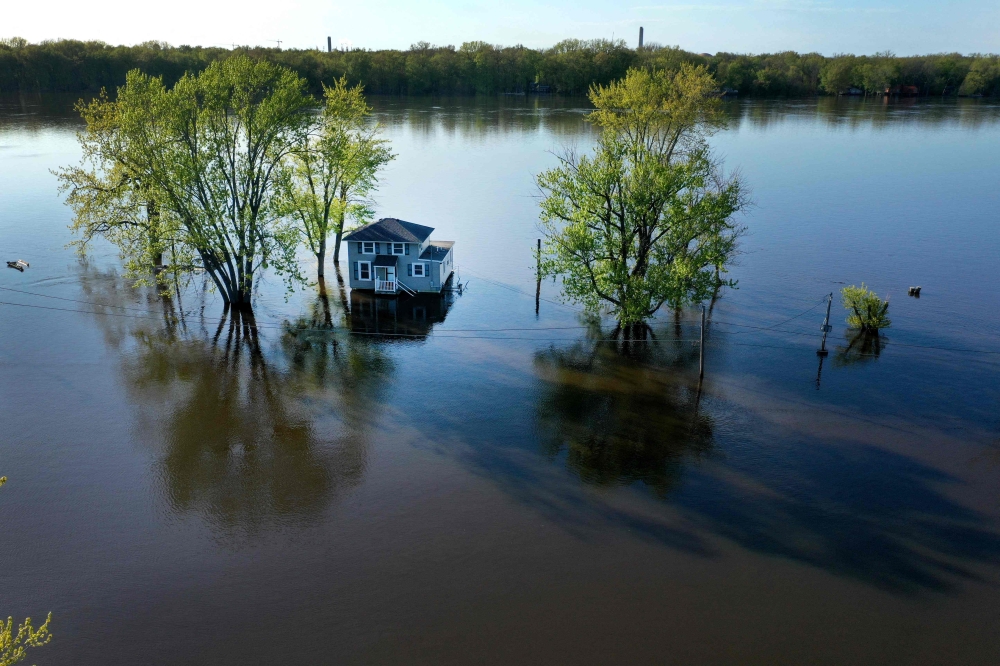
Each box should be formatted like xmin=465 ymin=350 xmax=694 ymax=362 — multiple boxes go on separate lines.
xmin=5 ymin=0 xmax=1000 ymax=56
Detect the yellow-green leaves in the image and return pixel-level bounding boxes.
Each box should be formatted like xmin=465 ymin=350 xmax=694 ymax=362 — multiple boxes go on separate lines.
xmin=59 ymin=56 xmax=315 ymax=307
xmin=281 ymin=77 xmax=394 ymax=275
xmin=537 ymin=67 xmax=746 ymax=325
xmin=587 ymin=64 xmax=724 ymax=158
xmin=0 ymin=613 xmax=52 ymax=666
xmin=841 ymin=284 xmax=891 ymax=331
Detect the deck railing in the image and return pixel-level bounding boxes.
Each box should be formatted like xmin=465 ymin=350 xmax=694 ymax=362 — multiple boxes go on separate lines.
xmin=375 ymin=279 xmax=396 ymax=293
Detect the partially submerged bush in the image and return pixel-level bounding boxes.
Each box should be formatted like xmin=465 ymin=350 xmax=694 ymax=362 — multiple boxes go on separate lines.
xmin=0 ymin=613 xmax=52 ymax=666
xmin=841 ymin=284 xmax=890 ymax=331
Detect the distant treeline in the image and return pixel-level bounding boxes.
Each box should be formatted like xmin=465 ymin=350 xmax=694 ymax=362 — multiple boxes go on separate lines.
xmin=2 ymin=36 xmax=1000 ymax=97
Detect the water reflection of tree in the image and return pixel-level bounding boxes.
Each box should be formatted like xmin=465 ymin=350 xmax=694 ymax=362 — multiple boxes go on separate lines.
xmin=77 ymin=264 xmax=386 ymax=538
xmin=834 ymin=330 xmax=886 ymax=366
xmin=533 ymin=324 xmax=712 ymax=496
xmin=279 ymin=276 xmax=396 ymax=424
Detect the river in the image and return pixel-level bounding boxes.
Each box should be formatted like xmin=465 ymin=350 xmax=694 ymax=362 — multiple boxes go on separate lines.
xmin=1 ymin=93 xmax=999 ymax=664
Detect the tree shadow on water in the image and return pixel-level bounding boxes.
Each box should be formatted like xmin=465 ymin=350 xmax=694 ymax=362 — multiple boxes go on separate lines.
xmin=676 ymin=437 xmax=1000 ymax=593
xmin=500 ymin=320 xmax=1000 ymax=594
xmin=533 ymin=322 xmax=713 ymax=497
xmin=77 ymin=265 xmax=387 ymax=541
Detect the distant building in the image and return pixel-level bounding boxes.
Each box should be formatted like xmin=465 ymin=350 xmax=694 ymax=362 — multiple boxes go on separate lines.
xmin=886 ymin=85 xmax=919 ymax=96
xmin=343 ymin=218 xmax=455 ymax=296
xmin=529 ymin=82 xmax=552 ymax=94
xmin=840 ymin=87 xmax=864 ymax=96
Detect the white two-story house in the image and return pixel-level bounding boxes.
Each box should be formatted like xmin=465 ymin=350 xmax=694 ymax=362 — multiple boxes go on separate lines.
xmin=343 ymin=218 xmax=455 ymax=295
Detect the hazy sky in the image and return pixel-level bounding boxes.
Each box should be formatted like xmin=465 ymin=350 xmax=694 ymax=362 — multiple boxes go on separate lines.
xmin=6 ymin=0 xmax=999 ymax=55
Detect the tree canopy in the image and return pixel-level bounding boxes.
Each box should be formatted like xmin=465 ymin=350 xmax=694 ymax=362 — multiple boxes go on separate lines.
xmin=4 ymin=37 xmax=1000 ymax=97
xmin=59 ymin=55 xmax=315 ymax=307
xmin=537 ymin=66 xmax=747 ymax=326
xmin=280 ymin=77 xmax=394 ymax=279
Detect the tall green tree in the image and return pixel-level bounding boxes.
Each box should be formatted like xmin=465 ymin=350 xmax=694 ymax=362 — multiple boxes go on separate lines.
xmin=63 ymin=55 xmax=313 ymax=309
xmin=537 ymin=65 xmax=747 ymax=328
xmin=57 ymin=91 xmax=191 ymax=289
xmin=281 ymin=77 xmax=394 ymax=280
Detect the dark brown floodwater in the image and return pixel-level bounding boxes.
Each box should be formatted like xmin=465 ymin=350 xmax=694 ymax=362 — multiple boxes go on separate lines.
xmin=1 ymin=94 xmax=1000 ymax=664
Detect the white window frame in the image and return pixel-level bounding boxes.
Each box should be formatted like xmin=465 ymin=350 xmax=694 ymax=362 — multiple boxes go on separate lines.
xmin=412 ymin=262 xmax=427 ymax=277
xmin=361 ymin=241 xmax=375 ymax=255
xmin=391 ymin=242 xmax=405 ymax=255
xmin=358 ymin=261 xmax=372 ymax=281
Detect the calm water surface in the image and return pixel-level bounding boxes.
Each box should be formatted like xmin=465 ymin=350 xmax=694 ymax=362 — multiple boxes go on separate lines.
xmin=1 ymin=94 xmax=999 ymax=664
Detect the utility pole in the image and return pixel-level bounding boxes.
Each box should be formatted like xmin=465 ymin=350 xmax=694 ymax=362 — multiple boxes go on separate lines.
xmin=699 ymin=304 xmax=706 ymax=379
xmin=817 ymin=292 xmax=833 ymax=356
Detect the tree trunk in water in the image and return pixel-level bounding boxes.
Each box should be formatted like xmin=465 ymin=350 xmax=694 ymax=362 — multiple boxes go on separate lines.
xmin=317 ymin=277 xmax=333 ymax=328
xmin=332 ymin=200 xmax=346 ymax=264
xmin=333 ymin=232 xmax=343 ymax=264
xmin=334 ymin=264 xmax=350 ymax=315
xmin=317 ymin=237 xmax=326 ymax=279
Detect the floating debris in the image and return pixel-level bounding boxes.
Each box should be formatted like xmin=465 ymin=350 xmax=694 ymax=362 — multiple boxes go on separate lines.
xmin=6 ymin=260 xmax=28 ymax=272
xmin=908 ymin=286 xmax=922 ymax=297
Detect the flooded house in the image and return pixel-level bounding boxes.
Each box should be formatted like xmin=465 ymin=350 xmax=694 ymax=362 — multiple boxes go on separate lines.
xmin=344 ymin=218 xmax=455 ymax=295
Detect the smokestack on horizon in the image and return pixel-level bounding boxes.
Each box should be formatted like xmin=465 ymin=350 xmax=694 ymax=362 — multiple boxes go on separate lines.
xmin=327 ymin=36 xmax=332 ymax=53
xmin=639 ymin=27 xmax=644 ymax=48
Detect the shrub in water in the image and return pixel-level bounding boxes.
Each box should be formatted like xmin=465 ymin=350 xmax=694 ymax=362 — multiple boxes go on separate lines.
xmin=841 ymin=284 xmax=891 ymax=331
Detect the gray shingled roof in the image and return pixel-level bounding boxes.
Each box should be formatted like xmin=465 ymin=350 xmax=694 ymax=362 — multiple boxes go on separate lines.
xmin=343 ymin=218 xmax=434 ymax=243
xmin=419 ymin=241 xmax=454 ymax=261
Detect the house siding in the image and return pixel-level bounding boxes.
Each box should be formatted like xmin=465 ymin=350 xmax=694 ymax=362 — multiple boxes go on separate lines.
xmin=344 ymin=231 xmax=453 ymax=294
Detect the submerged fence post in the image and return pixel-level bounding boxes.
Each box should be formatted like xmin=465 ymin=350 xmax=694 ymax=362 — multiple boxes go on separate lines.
xmin=699 ymin=304 xmax=706 ymax=379
xmin=817 ymin=292 xmax=833 ymax=356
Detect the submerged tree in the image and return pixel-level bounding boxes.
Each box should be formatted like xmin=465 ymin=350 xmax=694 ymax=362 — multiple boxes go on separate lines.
xmin=281 ymin=77 xmax=394 ymax=278
xmin=57 ymin=91 xmax=192 ymax=290
xmin=537 ymin=65 xmax=748 ymax=327
xmin=62 ymin=55 xmax=314 ymax=309
xmin=841 ymin=283 xmax=891 ymax=332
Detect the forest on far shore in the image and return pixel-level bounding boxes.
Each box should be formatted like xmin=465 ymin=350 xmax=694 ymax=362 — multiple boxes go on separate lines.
xmin=2 ymin=36 xmax=1000 ymax=97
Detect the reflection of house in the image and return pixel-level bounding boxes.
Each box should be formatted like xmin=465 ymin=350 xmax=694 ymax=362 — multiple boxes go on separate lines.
xmin=348 ymin=290 xmax=454 ymax=339
xmin=343 ymin=218 xmax=455 ymax=295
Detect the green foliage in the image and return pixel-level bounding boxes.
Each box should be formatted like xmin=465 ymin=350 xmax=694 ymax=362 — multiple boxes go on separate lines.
xmin=537 ymin=66 xmax=747 ymax=324
xmin=5 ymin=37 xmax=999 ymax=97
xmin=280 ymin=77 xmax=394 ymax=276
xmin=841 ymin=284 xmax=891 ymax=331
xmin=56 ymin=91 xmax=194 ymax=291
xmin=60 ymin=55 xmax=314 ymax=307
xmin=0 ymin=614 xmax=52 ymax=666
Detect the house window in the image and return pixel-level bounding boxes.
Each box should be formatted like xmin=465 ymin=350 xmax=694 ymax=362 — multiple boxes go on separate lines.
xmin=361 ymin=242 xmax=375 ymax=254
xmin=409 ymin=262 xmax=427 ymax=278
xmin=391 ymin=243 xmax=405 ymax=255
xmin=355 ymin=261 xmax=371 ymax=281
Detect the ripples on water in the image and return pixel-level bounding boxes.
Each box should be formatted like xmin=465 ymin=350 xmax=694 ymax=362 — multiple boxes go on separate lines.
xmin=1 ymin=94 xmax=999 ymax=664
